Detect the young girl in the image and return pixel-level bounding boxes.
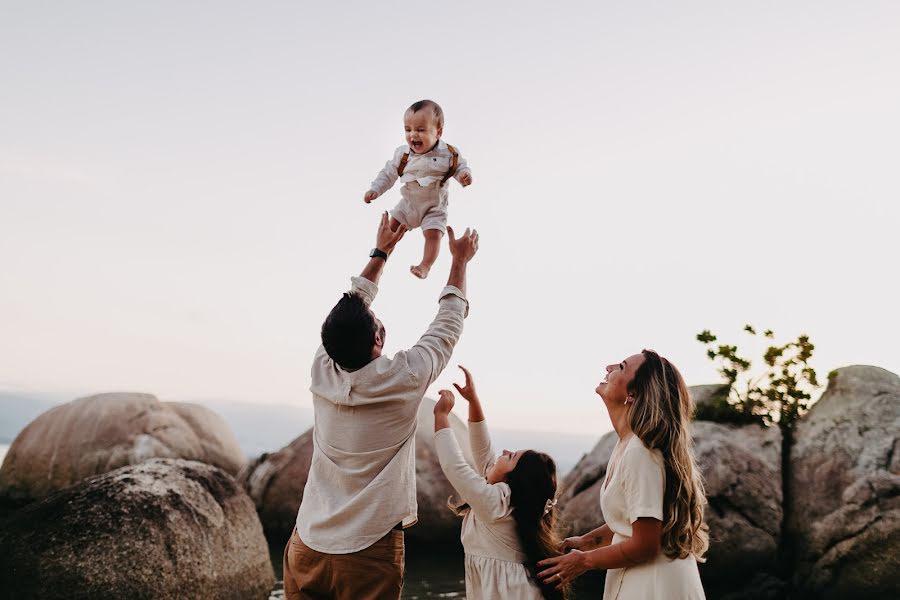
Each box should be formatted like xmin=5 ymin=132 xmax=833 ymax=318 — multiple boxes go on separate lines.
xmin=433 ymin=366 xmax=565 ymax=600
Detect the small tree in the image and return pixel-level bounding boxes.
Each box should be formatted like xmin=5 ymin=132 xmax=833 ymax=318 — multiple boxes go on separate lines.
xmin=696 ymin=325 xmax=819 ymax=432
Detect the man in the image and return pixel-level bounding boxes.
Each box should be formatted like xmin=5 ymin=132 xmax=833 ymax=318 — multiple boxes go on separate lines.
xmin=283 ymin=211 xmax=480 ymax=599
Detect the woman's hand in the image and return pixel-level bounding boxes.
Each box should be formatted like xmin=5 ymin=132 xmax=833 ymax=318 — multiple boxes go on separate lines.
xmin=453 ymin=365 xmax=478 ymax=402
xmin=560 ymin=535 xmax=589 ymax=552
xmin=537 ymin=550 xmax=589 ymax=590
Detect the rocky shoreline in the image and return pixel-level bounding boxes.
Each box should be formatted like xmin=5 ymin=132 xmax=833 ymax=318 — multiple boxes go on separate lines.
xmin=0 ymin=366 xmax=896 ymax=599
xmin=558 ymin=366 xmax=899 ymax=599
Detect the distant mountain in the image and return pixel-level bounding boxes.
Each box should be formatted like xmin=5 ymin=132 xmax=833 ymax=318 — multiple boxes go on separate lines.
xmin=0 ymin=390 xmax=68 ymax=444
xmin=0 ymin=389 xmax=313 ymax=459
xmin=487 ymin=428 xmax=599 ymax=477
xmin=189 ymin=398 xmax=313 ymax=458
xmin=0 ymin=391 xmax=599 ymax=476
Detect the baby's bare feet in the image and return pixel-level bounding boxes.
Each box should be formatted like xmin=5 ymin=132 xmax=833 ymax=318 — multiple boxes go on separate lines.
xmin=410 ymin=264 xmax=430 ymax=279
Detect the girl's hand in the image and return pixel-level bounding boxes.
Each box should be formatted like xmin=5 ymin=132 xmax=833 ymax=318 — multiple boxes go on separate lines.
xmin=537 ymin=550 xmax=589 ymax=590
xmin=561 ymin=535 xmax=588 ymax=552
xmin=364 ymin=190 xmax=378 ymax=203
xmin=459 ymin=172 xmax=473 ymax=186
xmin=453 ymin=365 xmax=478 ymax=402
xmin=434 ymin=389 xmax=456 ymax=415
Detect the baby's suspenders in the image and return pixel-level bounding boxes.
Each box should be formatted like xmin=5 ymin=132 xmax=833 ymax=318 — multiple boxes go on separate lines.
xmin=396 ymin=144 xmax=459 ymax=187
xmin=441 ymin=144 xmax=460 ymax=186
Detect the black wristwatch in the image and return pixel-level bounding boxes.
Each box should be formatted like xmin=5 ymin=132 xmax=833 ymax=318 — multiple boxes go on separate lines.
xmin=369 ymin=248 xmax=389 ymax=261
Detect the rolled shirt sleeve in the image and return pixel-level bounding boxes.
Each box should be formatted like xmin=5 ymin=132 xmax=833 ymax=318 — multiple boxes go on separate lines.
xmin=467 ymin=419 xmax=496 ymax=477
xmin=435 ymin=427 xmax=511 ymax=523
xmin=453 ymin=152 xmax=472 ymax=184
xmin=407 ymin=285 xmax=468 ymax=388
xmin=349 ymin=275 xmax=378 ymax=306
xmin=369 ymin=146 xmax=405 ymax=197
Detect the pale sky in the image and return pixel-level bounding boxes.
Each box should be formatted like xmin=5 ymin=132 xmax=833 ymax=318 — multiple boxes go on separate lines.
xmin=2 ymin=1 xmax=898 ymax=435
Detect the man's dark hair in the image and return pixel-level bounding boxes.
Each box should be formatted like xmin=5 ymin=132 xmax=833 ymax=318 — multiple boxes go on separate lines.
xmin=321 ymin=293 xmax=377 ymax=370
xmin=407 ymin=99 xmax=444 ymax=129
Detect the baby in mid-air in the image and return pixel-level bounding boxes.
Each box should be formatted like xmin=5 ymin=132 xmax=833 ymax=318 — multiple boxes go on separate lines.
xmin=364 ymin=99 xmax=472 ymax=279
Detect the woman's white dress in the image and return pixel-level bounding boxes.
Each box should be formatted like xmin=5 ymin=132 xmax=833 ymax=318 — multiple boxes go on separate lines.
xmin=434 ymin=420 xmax=545 ymax=600
xmin=601 ymin=434 xmax=706 ymax=599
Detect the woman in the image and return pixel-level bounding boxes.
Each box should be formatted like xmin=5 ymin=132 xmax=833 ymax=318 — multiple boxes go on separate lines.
xmin=537 ymin=349 xmax=708 ymax=599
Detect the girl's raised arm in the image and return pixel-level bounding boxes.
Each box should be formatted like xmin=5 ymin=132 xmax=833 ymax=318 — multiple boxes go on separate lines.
xmin=454 ymin=366 xmax=494 ymax=474
xmin=433 ymin=399 xmax=511 ymax=523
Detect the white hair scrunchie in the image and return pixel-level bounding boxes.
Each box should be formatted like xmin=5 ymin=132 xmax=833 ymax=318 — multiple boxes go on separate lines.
xmin=543 ymin=498 xmax=557 ymax=516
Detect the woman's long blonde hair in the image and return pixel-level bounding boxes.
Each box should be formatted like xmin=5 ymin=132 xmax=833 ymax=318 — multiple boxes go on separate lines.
xmin=627 ymin=349 xmax=709 ymax=561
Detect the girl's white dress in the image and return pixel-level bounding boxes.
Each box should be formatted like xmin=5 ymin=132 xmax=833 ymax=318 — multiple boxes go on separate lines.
xmin=601 ymin=434 xmax=706 ymax=599
xmin=434 ymin=420 xmax=545 ymax=600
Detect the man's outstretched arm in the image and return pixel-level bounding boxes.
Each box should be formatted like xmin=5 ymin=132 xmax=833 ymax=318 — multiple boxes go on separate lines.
xmin=444 ymin=226 xmax=478 ymax=296
xmin=409 ymin=226 xmax=480 ymax=386
xmin=349 ymin=212 xmax=407 ymax=305
xmin=360 ymin=211 xmax=407 ymax=284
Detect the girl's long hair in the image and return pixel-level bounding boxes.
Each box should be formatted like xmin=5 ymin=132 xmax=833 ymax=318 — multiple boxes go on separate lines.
xmin=627 ymin=349 xmax=709 ymax=561
xmin=506 ymin=451 xmax=568 ymax=600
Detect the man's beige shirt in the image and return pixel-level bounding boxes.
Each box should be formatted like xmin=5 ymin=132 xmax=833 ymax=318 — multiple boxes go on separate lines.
xmin=296 ymin=275 xmax=468 ymax=553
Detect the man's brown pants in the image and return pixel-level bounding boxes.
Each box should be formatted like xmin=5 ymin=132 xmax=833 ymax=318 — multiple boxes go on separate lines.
xmin=283 ymin=528 xmax=404 ymax=600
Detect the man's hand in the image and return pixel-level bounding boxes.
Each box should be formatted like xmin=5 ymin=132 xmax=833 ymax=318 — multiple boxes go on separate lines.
xmin=360 ymin=213 xmax=407 ymax=284
xmin=459 ymin=172 xmax=473 ymax=187
xmin=364 ymin=190 xmax=378 ymax=203
xmin=434 ymin=389 xmax=456 ymax=415
xmin=444 ymin=225 xmax=479 ymax=295
xmin=376 ymin=211 xmax=407 ymax=255
xmin=447 ymin=226 xmax=479 ymax=264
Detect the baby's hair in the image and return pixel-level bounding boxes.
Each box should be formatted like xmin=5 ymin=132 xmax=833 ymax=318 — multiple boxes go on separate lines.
xmin=407 ymin=99 xmax=444 ymax=129
xmin=506 ymin=451 xmax=567 ymax=600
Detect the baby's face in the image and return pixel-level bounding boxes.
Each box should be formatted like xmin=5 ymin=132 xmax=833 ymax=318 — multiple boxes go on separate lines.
xmin=404 ymin=109 xmax=442 ymax=154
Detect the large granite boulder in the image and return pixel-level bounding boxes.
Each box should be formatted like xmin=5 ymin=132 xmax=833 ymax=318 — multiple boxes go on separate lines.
xmin=691 ymin=383 xmax=731 ymax=413
xmin=239 ymin=397 xmax=473 ymax=545
xmin=787 ymin=366 xmax=900 ymax=599
xmin=557 ymin=430 xmax=617 ymax=537
xmin=0 ymin=459 xmax=274 ymax=600
xmin=694 ymin=421 xmax=783 ymax=596
xmin=239 ymin=428 xmax=315 ymax=542
xmin=0 ymin=393 xmax=246 ymax=508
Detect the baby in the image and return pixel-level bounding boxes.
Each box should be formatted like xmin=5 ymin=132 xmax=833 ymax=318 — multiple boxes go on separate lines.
xmin=364 ymin=99 xmax=473 ymax=279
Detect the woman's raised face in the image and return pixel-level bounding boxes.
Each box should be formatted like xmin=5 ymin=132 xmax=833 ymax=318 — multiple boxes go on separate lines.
xmin=596 ymin=352 xmax=645 ymax=404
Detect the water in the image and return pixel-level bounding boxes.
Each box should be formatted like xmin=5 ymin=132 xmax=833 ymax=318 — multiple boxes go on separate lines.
xmin=267 ymin=543 xmax=605 ymax=599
